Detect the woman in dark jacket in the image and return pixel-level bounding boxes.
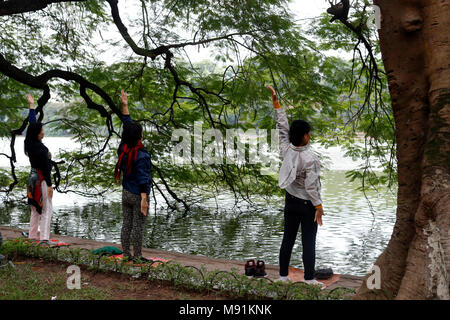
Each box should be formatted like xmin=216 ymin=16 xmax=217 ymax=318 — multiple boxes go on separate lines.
xmin=25 ymin=94 xmax=53 ymax=242
xmin=115 ymin=90 xmax=152 ymax=262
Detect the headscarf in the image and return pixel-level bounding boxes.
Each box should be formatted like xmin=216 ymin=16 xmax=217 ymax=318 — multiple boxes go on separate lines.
xmin=114 ymin=141 xmax=145 ymax=182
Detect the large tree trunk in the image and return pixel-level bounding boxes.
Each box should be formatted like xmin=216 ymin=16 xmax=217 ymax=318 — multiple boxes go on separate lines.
xmin=355 ymin=0 xmax=450 ymax=299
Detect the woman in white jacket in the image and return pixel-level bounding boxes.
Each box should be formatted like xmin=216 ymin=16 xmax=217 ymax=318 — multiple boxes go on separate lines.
xmin=267 ymin=85 xmax=325 ymax=287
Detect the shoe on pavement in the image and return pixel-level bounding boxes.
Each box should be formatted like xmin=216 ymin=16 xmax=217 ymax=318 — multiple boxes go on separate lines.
xmin=244 ymin=259 xmax=256 ymax=277
xmin=302 ymin=279 xmax=326 ymax=289
xmin=133 ymin=256 xmax=152 ymax=264
xmin=278 ymin=276 xmax=291 ymax=282
xmin=38 ymin=240 xmax=50 ymax=246
xmin=254 ymin=260 xmax=267 ymax=278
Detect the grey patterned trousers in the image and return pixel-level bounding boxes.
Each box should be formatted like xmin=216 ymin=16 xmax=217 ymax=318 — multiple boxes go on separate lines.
xmin=121 ymin=188 xmax=148 ymax=258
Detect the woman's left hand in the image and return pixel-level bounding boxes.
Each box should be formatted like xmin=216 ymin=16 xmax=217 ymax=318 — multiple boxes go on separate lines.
xmin=314 ymin=207 xmax=324 ymax=226
xmin=140 ymin=194 xmax=148 ymax=216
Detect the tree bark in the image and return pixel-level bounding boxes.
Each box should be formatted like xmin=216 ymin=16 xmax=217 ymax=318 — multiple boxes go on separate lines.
xmin=355 ymin=0 xmax=450 ymax=299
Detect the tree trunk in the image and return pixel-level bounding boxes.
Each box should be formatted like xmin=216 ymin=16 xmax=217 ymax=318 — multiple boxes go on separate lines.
xmin=355 ymin=0 xmax=450 ymax=299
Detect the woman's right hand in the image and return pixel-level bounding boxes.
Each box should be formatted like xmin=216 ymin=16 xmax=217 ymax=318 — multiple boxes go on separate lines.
xmin=266 ymin=85 xmax=278 ymax=103
xmin=26 ymin=94 xmax=34 ymax=108
xmin=266 ymin=85 xmax=281 ymax=109
xmin=47 ymin=186 xmax=53 ymax=199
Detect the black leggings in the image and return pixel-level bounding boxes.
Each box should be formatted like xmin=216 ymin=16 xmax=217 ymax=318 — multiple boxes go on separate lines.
xmin=121 ymin=189 xmax=148 ymax=258
xmin=279 ymin=192 xmax=318 ymax=280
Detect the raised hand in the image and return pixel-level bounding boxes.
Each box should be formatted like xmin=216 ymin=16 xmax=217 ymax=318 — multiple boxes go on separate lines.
xmin=120 ymin=90 xmax=130 ymax=115
xmin=120 ymin=90 xmax=128 ymax=107
xmin=26 ymin=93 xmax=34 ymax=108
xmin=266 ymin=85 xmax=278 ymax=104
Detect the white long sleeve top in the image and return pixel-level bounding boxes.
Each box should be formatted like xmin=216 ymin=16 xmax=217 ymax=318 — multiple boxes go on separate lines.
xmin=275 ymin=106 xmax=322 ymax=206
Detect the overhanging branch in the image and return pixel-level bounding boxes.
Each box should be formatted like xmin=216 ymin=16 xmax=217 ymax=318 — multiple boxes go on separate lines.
xmin=0 ymin=0 xmax=87 ymax=16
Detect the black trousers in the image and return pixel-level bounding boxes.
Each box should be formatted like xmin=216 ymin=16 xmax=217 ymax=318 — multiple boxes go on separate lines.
xmin=279 ymin=191 xmax=318 ymax=280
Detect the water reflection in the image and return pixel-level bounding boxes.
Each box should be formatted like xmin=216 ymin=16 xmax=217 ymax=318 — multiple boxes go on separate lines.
xmin=0 ymin=170 xmax=396 ymax=276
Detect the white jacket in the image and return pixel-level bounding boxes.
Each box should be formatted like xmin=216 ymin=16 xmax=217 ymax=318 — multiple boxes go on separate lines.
xmin=275 ymin=108 xmax=322 ymax=206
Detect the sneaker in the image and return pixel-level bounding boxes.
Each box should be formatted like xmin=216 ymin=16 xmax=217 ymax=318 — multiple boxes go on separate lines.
xmin=121 ymin=255 xmax=133 ymax=261
xmin=302 ymin=279 xmax=326 ymax=289
xmin=254 ymin=260 xmax=267 ymax=278
xmin=21 ymin=231 xmax=29 ymax=238
xmin=278 ymin=276 xmax=291 ymax=282
xmin=133 ymin=256 xmax=152 ymax=264
xmin=244 ymin=259 xmax=256 ymax=277
xmin=38 ymin=240 xmax=50 ymax=246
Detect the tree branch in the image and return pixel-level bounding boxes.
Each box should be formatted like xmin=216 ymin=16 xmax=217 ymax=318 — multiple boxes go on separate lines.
xmin=153 ymin=164 xmax=190 ymax=213
xmin=0 ymin=52 xmax=120 ymax=193
xmin=0 ymin=0 xmax=87 ymax=16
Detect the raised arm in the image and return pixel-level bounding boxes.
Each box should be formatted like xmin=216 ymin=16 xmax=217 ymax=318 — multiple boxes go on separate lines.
xmin=120 ymin=90 xmax=132 ymax=124
xmin=266 ymin=85 xmax=290 ymax=158
xmin=27 ymin=93 xmax=36 ymax=123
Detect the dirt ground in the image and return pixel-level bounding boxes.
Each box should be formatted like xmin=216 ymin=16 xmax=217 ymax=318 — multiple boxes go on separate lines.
xmin=8 ymin=257 xmax=228 ymax=300
xmin=0 ymin=226 xmax=363 ymax=292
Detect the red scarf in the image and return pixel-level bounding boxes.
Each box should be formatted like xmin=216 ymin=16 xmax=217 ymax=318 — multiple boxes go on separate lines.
xmin=115 ymin=141 xmax=144 ymax=183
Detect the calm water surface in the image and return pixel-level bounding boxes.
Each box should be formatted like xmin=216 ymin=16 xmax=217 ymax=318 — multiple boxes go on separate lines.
xmin=0 ymin=137 xmax=396 ymax=276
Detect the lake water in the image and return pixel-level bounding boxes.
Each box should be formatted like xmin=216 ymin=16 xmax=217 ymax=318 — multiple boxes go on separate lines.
xmin=0 ymin=137 xmax=396 ymax=276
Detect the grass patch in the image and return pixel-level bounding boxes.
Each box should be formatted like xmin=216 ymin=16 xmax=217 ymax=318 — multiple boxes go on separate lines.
xmin=0 ymin=262 xmax=112 ymax=300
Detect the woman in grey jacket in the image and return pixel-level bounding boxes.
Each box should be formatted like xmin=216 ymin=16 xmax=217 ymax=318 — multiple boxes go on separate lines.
xmin=267 ymin=85 xmax=325 ymax=287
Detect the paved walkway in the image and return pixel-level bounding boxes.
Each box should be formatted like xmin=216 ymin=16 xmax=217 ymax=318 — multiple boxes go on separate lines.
xmin=0 ymin=226 xmax=363 ymax=291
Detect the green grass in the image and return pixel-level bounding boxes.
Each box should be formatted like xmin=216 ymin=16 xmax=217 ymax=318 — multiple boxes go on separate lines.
xmin=0 ymin=263 xmax=112 ymax=300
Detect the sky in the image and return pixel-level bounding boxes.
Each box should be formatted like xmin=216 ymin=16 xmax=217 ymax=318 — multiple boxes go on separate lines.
xmin=289 ymin=0 xmax=331 ymax=20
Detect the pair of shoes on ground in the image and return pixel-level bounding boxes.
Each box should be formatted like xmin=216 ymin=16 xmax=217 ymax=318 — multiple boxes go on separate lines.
xmin=245 ymin=259 xmax=267 ymax=278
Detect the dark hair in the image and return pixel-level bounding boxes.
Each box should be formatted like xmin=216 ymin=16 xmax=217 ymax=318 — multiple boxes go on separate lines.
xmin=24 ymin=122 xmax=43 ymax=156
xmin=121 ymin=121 xmax=143 ymax=147
xmin=289 ymin=120 xmax=311 ymax=146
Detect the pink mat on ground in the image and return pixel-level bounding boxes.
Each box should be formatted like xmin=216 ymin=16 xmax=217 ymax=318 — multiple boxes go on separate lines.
xmin=288 ymin=266 xmax=341 ymax=288
xmin=106 ymin=254 xmax=169 ymax=267
xmin=49 ymin=239 xmax=69 ymax=246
